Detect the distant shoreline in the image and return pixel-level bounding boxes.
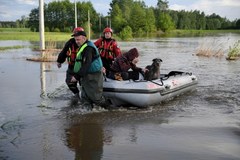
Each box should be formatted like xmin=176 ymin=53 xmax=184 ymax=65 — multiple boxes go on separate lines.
xmin=0 ymin=28 xmax=240 ymax=41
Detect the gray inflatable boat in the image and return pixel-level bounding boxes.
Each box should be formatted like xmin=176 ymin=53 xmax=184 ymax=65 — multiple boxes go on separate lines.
xmin=103 ymin=71 xmax=198 ymax=108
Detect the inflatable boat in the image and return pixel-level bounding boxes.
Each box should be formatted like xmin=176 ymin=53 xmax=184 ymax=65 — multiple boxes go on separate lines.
xmin=103 ymin=71 xmax=198 ymax=108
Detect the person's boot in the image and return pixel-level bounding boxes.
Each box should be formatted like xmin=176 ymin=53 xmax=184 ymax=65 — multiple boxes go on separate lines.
xmin=69 ymin=93 xmax=81 ymax=106
xmin=97 ymin=97 xmax=117 ymax=110
xmin=81 ymin=101 xmax=93 ymax=111
xmin=74 ymin=93 xmax=80 ymax=100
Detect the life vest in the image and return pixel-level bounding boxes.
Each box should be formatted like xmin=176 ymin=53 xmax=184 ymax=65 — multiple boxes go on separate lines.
xmin=66 ymin=43 xmax=78 ymax=66
xmin=98 ymin=38 xmax=115 ymax=60
xmin=74 ymin=41 xmax=103 ymax=73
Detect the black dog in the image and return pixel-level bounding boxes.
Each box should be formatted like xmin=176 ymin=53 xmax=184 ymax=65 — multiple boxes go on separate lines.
xmin=144 ymin=58 xmax=162 ymax=81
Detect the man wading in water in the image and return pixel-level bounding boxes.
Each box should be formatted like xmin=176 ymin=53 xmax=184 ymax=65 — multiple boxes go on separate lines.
xmin=70 ymin=30 xmax=109 ymax=110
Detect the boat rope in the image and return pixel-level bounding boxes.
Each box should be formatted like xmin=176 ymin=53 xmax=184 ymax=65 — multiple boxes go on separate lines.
xmin=161 ymin=71 xmax=192 ymax=80
xmin=150 ymin=79 xmax=164 ymax=86
xmin=132 ymin=78 xmax=164 ymax=86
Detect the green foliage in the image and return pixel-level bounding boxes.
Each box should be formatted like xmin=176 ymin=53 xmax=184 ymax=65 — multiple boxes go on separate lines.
xmin=53 ymin=28 xmax=60 ymax=32
xmin=111 ymin=3 xmax=127 ymax=33
xmin=135 ymin=28 xmax=145 ymax=37
xmin=0 ymin=28 xmax=30 ymax=32
xmin=0 ymin=46 xmax=24 ymax=51
xmin=227 ymin=40 xmax=240 ymax=60
xmin=28 ymin=0 xmax=99 ymax=32
xmin=157 ymin=0 xmax=169 ymax=11
xmin=145 ymin=8 xmax=157 ymax=33
xmin=28 ymin=8 xmax=39 ymax=31
xmin=236 ymin=19 xmax=240 ymax=29
xmin=157 ymin=12 xmax=175 ymax=32
xmin=119 ymin=26 xmax=133 ymax=40
xmin=0 ymin=28 xmax=239 ymax=41
xmin=45 ymin=27 xmax=50 ymax=32
xmin=0 ymin=29 xmax=70 ymax=41
xmin=129 ymin=2 xmax=147 ymax=33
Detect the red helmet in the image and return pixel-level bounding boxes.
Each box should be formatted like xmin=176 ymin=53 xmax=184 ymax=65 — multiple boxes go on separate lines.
xmin=73 ymin=27 xmax=84 ymax=33
xmin=103 ymin=27 xmax=113 ymax=34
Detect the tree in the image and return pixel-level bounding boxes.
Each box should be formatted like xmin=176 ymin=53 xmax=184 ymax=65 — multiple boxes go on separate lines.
xmin=110 ymin=0 xmax=133 ymax=22
xmin=197 ymin=12 xmax=206 ymax=30
xmin=111 ymin=3 xmax=126 ymax=33
xmin=145 ymin=8 xmax=157 ymax=33
xmin=169 ymin=10 xmax=178 ymax=29
xmin=16 ymin=16 xmax=28 ymax=28
xmin=236 ymin=19 xmax=240 ymax=29
xmin=158 ymin=12 xmax=175 ymax=32
xmin=28 ymin=0 xmax=99 ymax=32
xmin=157 ymin=0 xmax=169 ymax=12
xmin=28 ymin=8 xmax=39 ymax=31
xmin=129 ymin=2 xmax=146 ymax=33
xmin=119 ymin=25 xmax=133 ymax=40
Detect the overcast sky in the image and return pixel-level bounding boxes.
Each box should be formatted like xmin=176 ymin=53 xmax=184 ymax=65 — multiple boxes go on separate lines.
xmin=0 ymin=0 xmax=240 ymax=21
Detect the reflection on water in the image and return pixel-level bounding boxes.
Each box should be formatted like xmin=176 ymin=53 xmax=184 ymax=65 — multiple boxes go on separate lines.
xmin=61 ymin=108 xmax=170 ymax=160
xmin=0 ymin=33 xmax=240 ymax=160
xmin=64 ymin=118 xmax=104 ymax=160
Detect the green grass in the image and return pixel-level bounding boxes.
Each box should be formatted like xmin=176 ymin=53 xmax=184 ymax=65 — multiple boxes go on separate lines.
xmin=0 ymin=45 xmax=24 ymax=51
xmin=0 ymin=28 xmax=71 ymax=41
xmin=163 ymin=29 xmax=240 ymax=37
xmin=1 ymin=28 xmax=240 ymax=41
xmin=0 ymin=31 xmax=71 ymax=41
xmin=226 ymin=40 xmax=240 ymax=60
xmin=0 ymin=28 xmax=31 ymax=32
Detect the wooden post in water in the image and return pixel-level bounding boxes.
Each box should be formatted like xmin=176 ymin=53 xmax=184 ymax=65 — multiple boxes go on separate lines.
xmin=39 ymin=0 xmax=45 ymax=50
xmin=99 ymin=15 xmax=102 ymax=37
xmin=74 ymin=0 xmax=77 ymax=28
xmin=88 ymin=10 xmax=91 ymax=40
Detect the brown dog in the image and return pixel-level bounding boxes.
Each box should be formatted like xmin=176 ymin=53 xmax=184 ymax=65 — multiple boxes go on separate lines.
xmin=144 ymin=58 xmax=162 ymax=81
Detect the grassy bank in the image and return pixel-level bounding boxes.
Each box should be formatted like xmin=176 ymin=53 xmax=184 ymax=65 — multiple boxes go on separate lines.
xmin=1 ymin=28 xmax=240 ymax=41
xmin=0 ymin=28 xmax=71 ymax=41
xmin=0 ymin=45 xmax=24 ymax=51
xmin=163 ymin=29 xmax=240 ymax=37
xmin=0 ymin=31 xmax=71 ymax=41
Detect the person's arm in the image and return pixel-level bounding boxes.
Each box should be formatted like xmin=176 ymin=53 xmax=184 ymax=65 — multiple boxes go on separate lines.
xmin=117 ymin=58 xmax=132 ymax=72
xmin=94 ymin=38 xmax=102 ymax=48
xmin=131 ymin=63 xmax=142 ymax=72
xmin=130 ymin=57 xmax=142 ymax=72
xmin=57 ymin=39 xmax=71 ymax=64
xmin=112 ymin=41 xmax=121 ymax=58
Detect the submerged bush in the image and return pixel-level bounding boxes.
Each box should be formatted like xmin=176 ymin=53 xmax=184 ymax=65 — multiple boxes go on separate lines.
xmin=119 ymin=26 xmax=133 ymax=41
xmin=196 ymin=39 xmax=224 ymax=58
xmin=226 ymin=40 xmax=240 ymax=60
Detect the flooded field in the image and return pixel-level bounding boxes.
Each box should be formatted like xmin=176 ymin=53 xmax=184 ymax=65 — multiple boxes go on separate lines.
xmin=0 ymin=33 xmax=240 ymax=160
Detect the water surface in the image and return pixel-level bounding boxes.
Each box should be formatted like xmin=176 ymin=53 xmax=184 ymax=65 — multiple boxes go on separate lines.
xmin=0 ymin=33 xmax=240 ymax=160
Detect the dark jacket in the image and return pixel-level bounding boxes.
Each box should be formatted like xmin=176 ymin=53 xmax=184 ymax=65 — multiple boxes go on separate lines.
xmin=57 ymin=38 xmax=79 ymax=70
xmin=110 ymin=48 xmax=142 ymax=73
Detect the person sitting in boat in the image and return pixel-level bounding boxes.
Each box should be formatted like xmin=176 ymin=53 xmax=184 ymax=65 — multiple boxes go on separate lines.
xmin=109 ymin=48 xmax=146 ymax=80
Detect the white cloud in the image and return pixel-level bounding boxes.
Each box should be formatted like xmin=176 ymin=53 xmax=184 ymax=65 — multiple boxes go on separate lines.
xmin=16 ymin=0 xmax=36 ymax=5
xmin=92 ymin=2 xmax=110 ymax=16
xmin=169 ymin=0 xmax=240 ymax=20
xmin=219 ymin=0 xmax=240 ymax=7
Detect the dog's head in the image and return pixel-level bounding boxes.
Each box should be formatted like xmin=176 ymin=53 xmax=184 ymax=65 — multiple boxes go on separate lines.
xmin=152 ymin=58 xmax=162 ymax=67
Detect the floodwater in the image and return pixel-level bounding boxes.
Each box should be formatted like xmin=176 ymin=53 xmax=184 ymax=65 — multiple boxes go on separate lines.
xmin=0 ymin=34 xmax=240 ymax=160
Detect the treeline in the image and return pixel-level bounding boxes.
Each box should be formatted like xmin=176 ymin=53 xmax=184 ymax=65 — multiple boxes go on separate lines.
xmin=1 ymin=0 xmax=240 ymax=37
xmin=28 ymin=0 xmax=100 ymax=33
xmin=109 ymin=0 xmax=239 ymax=33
